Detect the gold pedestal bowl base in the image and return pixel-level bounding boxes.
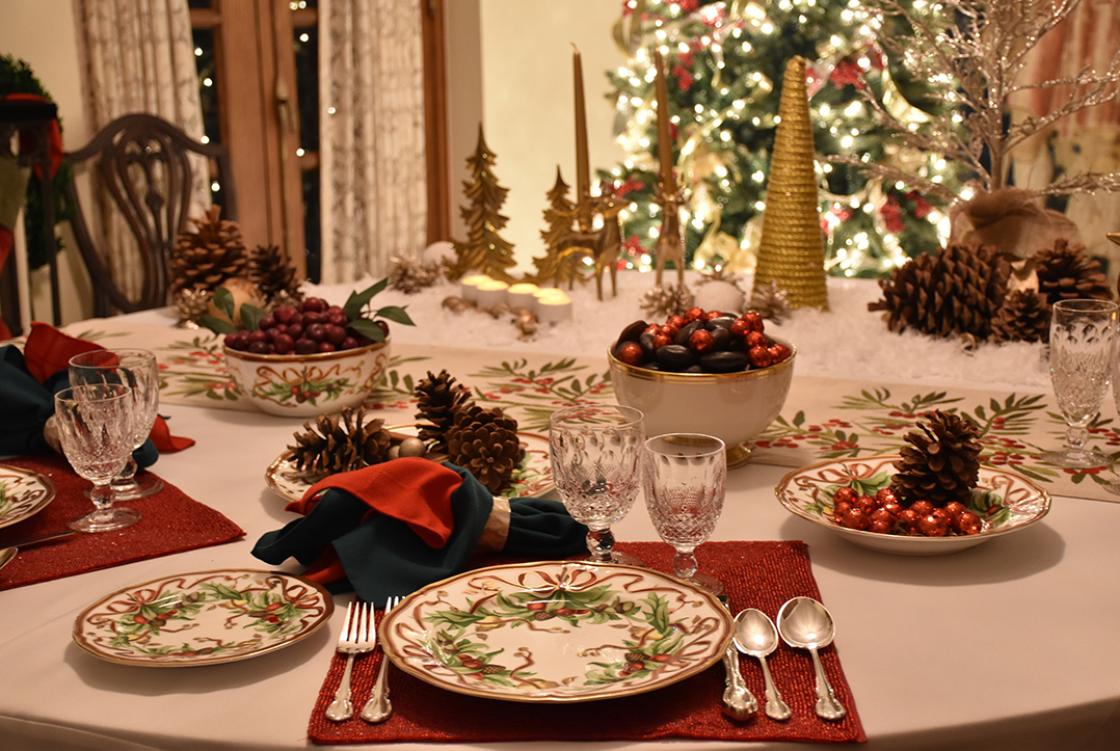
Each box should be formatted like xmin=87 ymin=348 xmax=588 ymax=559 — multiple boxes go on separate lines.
xmin=727 ymin=443 xmax=753 ymax=469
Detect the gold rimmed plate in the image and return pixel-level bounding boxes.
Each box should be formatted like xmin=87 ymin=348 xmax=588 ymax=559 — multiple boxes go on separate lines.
xmin=265 ymin=424 xmax=554 ymax=502
xmin=379 ymin=560 xmax=733 ymax=703
xmin=73 ymin=569 xmax=333 ymax=667
xmin=775 ymin=455 xmax=1051 ymax=556
xmin=0 ymin=464 xmax=56 ymax=530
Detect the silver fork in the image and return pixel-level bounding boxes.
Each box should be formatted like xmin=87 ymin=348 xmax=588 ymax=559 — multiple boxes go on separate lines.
xmin=326 ymin=601 xmax=376 ymax=722
xmin=360 ymin=595 xmax=399 ymax=723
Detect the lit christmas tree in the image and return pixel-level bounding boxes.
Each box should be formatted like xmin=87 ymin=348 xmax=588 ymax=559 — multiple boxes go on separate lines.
xmin=604 ymin=0 xmax=963 ymax=277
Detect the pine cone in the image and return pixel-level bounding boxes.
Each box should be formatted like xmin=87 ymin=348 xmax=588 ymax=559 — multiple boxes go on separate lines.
xmin=1031 ymin=239 xmax=1112 ymax=305
xmin=445 ymin=405 xmax=524 ymax=494
xmin=170 ymin=205 xmax=249 ymax=295
xmin=640 ymin=283 xmax=694 ymax=318
xmin=891 ymin=410 xmax=982 ymax=507
xmin=287 ymin=407 xmax=392 ymax=481
xmin=414 ymin=370 xmax=472 ymax=450
xmin=991 ymin=290 xmax=1051 ymax=344
xmin=749 ymin=280 xmax=791 ymax=323
xmin=249 ymin=244 xmax=303 ymax=305
xmin=173 ymin=287 xmax=211 ymax=325
xmin=869 ymin=244 xmax=1009 ymax=340
xmin=388 ymin=255 xmax=442 ymax=294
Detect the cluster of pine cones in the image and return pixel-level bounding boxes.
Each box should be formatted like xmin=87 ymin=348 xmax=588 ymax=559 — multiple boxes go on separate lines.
xmin=285 ymin=371 xmax=524 ymax=495
xmin=870 ymin=239 xmax=1111 ymax=344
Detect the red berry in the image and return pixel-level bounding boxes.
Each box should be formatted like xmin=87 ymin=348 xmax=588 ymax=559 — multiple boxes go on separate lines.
xmin=748 ymin=345 xmax=772 ymax=368
xmin=286 ymin=323 xmax=304 ymax=339
xmin=301 ymin=297 xmax=328 ymax=313
xmin=259 ymin=314 xmax=276 ymax=331
xmin=688 ymin=328 xmax=715 ymax=353
xmin=317 ymin=342 xmax=336 ymax=353
xmin=526 ymin=602 xmax=546 ymax=611
xmin=272 ymin=333 xmax=294 ymax=354
xmin=340 ymin=336 xmax=360 ymax=351
xmin=327 ymin=312 xmax=347 ymax=327
xmin=294 ymin=339 xmax=317 ymax=355
xmin=909 ymin=500 xmax=934 ymax=517
xmin=273 ymin=305 xmax=296 ymax=324
xmin=375 ymin=320 xmax=390 ymax=338
xmin=303 ymin=311 xmax=324 ymax=325
xmin=248 ymin=330 xmax=268 ymax=344
xmin=306 ymin=323 xmax=326 ymax=342
xmin=616 ymin=341 xmax=644 ymax=365
xmin=289 ymin=312 xmax=304 ymax=326
xmin=133 ymin=615 xmax=148 ymax=625
xmin=249 ymin=342 xmax=271 ymax=355
xmin=555 ymin=608 xmax=574 ymax=617
xmin=325 ymin=325 xmax=347 ymax=345
xmin=326 ymin=305 xmax=344 ymax=317
xmin=833 ymin=487 xmax=857 ymax=505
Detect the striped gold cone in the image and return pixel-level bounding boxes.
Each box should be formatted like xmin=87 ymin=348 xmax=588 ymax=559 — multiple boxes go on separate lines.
xmin=753 ymin=56 xmax=829 ymax=310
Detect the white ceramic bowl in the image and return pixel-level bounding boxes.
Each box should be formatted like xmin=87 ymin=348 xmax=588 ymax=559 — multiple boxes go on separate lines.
xmin=223 ymin=339 xmax=390 ymax=417
xmin=608 ymin=337 xmax=796 ymax=467
xmin=774 ymin=455 xmax=1051 ymax=555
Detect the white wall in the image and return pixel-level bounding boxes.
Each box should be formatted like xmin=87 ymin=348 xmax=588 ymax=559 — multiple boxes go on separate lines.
xmin=0 ymin=0 xmax=93 ymax=326
xmin=447 ymin=0 xmax=626 ymax=270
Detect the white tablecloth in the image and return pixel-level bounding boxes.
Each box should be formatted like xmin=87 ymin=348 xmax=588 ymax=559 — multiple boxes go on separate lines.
xmin=1 ymin=280 xmax=1118 ymax=750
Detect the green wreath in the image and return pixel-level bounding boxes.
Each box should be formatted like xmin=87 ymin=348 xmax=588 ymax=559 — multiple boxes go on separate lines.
xmin=0 ymin=54 xmax=71 ymax=269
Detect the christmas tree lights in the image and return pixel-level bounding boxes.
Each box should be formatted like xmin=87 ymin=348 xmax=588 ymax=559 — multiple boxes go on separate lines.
xmin=603 ymin=0 xmax=963 ymax=277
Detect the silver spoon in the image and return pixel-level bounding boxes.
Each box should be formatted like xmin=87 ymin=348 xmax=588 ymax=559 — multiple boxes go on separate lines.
xmin=776 ymin=596 xmax=846 ymax=721
xmin=734 ymin=608 xmax=792 ymax=721
xmin=0 ymin=546 xmax=15 ymax=572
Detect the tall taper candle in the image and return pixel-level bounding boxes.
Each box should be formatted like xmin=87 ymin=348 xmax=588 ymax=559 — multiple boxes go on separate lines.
xmin=572 ymin=44 xmax=592 ymax=231
xmin=653 ymin=49 xmax=676 ymax=195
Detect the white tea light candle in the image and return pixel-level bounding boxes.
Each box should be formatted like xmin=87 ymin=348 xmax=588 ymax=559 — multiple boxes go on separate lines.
xmin=535 ymin=290 xmax=573 ymax=324
xmin=475 ymin=279 xmax=510 ymax=308
xmin=508 ymin=282 xmax=540 ymax=310
xmin=460 ymin=274 xmax=491 ymax=302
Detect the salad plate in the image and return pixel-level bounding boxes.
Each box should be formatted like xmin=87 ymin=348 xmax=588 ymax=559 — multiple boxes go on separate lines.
xmin=266 ymin=424 xmax=554 ymax=501
xmin=73 ymin=569 xmax=333 ymax=667
xmin=0 ymin=464 xmax=55 ymax=530
xmin=775 ymin=455 xmax=1051 ymax=555
xmin=379 ymin=560 xmax=732 ymax=703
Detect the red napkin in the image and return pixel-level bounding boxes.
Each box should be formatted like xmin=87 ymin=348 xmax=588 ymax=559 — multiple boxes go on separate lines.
xmin=291 ymin=458 xmax=460 ymax=585
xmin=23 ymin=323 xmax=195 ymax=452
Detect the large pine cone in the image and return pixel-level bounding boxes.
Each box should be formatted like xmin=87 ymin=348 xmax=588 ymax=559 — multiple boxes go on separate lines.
xmin=249 ymin=244 xmax=303 ymax=305
xmin=414 ymin=370 xmax=471 ymax=450
xmin=170 ymin=205 xmax=248 ymax=294
xmin=869 ymin=244 xmax=1009 ymax=339
xmin=287 ymin=407 xmax=392 ymax=481
xmin=891 ymin=410 xmax=982 ymax=507
xmin=1031 ymin=239 xmax=1112 ymax=305
xmin=991 ymin=290 xmax=1051 ymax=344
xmin=445 ymin=405 xmax=524 ymax=494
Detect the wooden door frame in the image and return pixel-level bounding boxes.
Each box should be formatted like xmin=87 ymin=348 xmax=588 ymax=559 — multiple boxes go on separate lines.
xmin=421 ymin=0 xmax=450 ymax=243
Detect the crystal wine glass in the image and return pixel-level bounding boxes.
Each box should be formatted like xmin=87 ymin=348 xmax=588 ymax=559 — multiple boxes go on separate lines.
xmin=54 ymin=384 xmax=140 ymax=532
xmin=548 ymin=405 xmax=644 ymax=565
xmin=69 ymin=349 xmax=163 ymax=500
xmin=642 ymin=433 xmax=726 ymax=595
xmin=1043 ymin=299 xmax=1118 ymax=468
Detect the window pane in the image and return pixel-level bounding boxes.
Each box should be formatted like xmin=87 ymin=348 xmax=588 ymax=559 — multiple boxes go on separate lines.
xmin=303 ymin=166 xmax=321 ymax=282
xmin=293 ymin=26 xmax=319 ymax=152
xmin=188 ymin=0 xmax=212 ymax=8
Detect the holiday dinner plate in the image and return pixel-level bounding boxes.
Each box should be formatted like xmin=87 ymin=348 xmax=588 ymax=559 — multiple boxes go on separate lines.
xmin=265 ymin=424 xmax=554 ymax=502
xmin=0 ymin=464 xmax=55 ymax=530
xmin=775 ymin=455 xmax=1051 ymax=556
xmin=379 ymin=560 xmax=733 ymax=703
xmin=73 ymin=569 xmax=333 ymax=667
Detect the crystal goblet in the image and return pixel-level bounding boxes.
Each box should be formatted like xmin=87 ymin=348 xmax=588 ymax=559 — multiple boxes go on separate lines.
xmin=69 ymin=349 xmax=163 ymax=500
xmin=54 ymin=384 xmax=140 ymax=532
xmin=642 ymin=433 xmax=726 ymax=595
xmin=1043 ymin=299 xmax=1118 ymax=468
xmin=548 ymin=404 xmax=644 ymax=565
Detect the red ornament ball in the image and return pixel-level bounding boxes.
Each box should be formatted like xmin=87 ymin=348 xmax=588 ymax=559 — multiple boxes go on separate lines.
xmin=745 ymin=331 xmax=767 ymax=348
xmin=909 ymin=500 xmax=934 ymax=517
xmin=840 ymin=507 xmax=868 ymax=530
xmin=955 ymin=510 xmax=982 ymax=535
xmin=875 ymin=488 xmax=897 ymax=505
xmin=856 ymin=495 xmax=877 ymax=513
xmin=748 ymin=345 xmax=772 ymax=368
xmin=616 ymin=341 xmax=645 ymax=366
xmin=833 ymin=487 xmax=858 ymax=505
xmin=943 ymin=501 xmax=967 ymax=520
xmin=685 ymin=307 xmax=704 ymax=322
xmin=918 ymin=513 xmax=949 ymax=537
xmin=688 ymin=328 xmax=715 ymax=353
xmin=730 ymin=319 xmax=750 ymax=337
xmin=868 ymin=519 xmax=893 ymax=535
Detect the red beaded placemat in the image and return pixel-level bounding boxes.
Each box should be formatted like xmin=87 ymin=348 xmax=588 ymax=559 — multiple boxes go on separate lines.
xmin=307 ymin=540 xmax=865 ymax=744
xmin=0 ymin=455 xmax=244 ymax=590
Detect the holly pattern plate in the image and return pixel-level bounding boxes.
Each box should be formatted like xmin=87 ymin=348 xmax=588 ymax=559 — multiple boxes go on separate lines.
xmin=0 ymin=465 xmax=55 ymax=530
xmin=265 ymin=425 xmax=554 ymax=502
xmin=379 ymin=561 xmax=732 ymax=703
xmin=775 ymin=455 xmax=1051 ymax=555
xmin=73 ymin=570 xmax=333 ymax=667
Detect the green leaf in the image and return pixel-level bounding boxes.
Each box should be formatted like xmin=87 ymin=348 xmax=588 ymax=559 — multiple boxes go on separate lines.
xmin=240 ymin=303 xmax=263 ymax=332
xmin=198 ymin=315 xmax=236 ymax=335
xmin=343 ymin=278 xmax=389 ymax=320
xmin=348 ymin=318 xmax=385 ymax=342
xmin=212 ymin=287 xmax=234 ymax=319
xmin=374 ymin=305 xmax=415 ymax=326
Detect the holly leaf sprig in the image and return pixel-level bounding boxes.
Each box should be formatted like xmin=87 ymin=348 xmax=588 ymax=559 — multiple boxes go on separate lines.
xmin=198 ymin=287 xmax=264 ymax=335
xmin=343 ymin=278 xmax=415 ymax=342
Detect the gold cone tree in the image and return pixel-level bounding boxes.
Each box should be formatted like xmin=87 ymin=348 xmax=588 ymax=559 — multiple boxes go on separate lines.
xmin=753 ymin=56 xmax=828 ymax=310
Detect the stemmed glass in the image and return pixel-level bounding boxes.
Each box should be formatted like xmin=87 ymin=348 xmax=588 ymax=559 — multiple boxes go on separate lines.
xmin=1043 ymin=299 xmax=1118 ymax=468
xmin=642 ymin=433 xmax=727 ymax=596
xmin=548 ymin=405 xmax=644 ymax=565
xmin=54 ymin=384 xmax=140 ymax=532
xmin=69 ymin=349 xmax=163 ymax=499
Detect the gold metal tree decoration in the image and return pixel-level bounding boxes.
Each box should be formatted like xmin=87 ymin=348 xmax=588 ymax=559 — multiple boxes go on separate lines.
xmin=447 ymin=125 xmax=516 ymax=281
xmin=652 ymin=49 xmax=685 ymax=287
xmin=753 ymin=56 xmax=829 ymax=310
xmin=532 ymin=166 xmax=587 ymax=288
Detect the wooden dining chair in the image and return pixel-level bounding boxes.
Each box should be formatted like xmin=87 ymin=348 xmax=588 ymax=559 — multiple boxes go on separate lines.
xmin=63 ymin=113 xmax=237 ymax=316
